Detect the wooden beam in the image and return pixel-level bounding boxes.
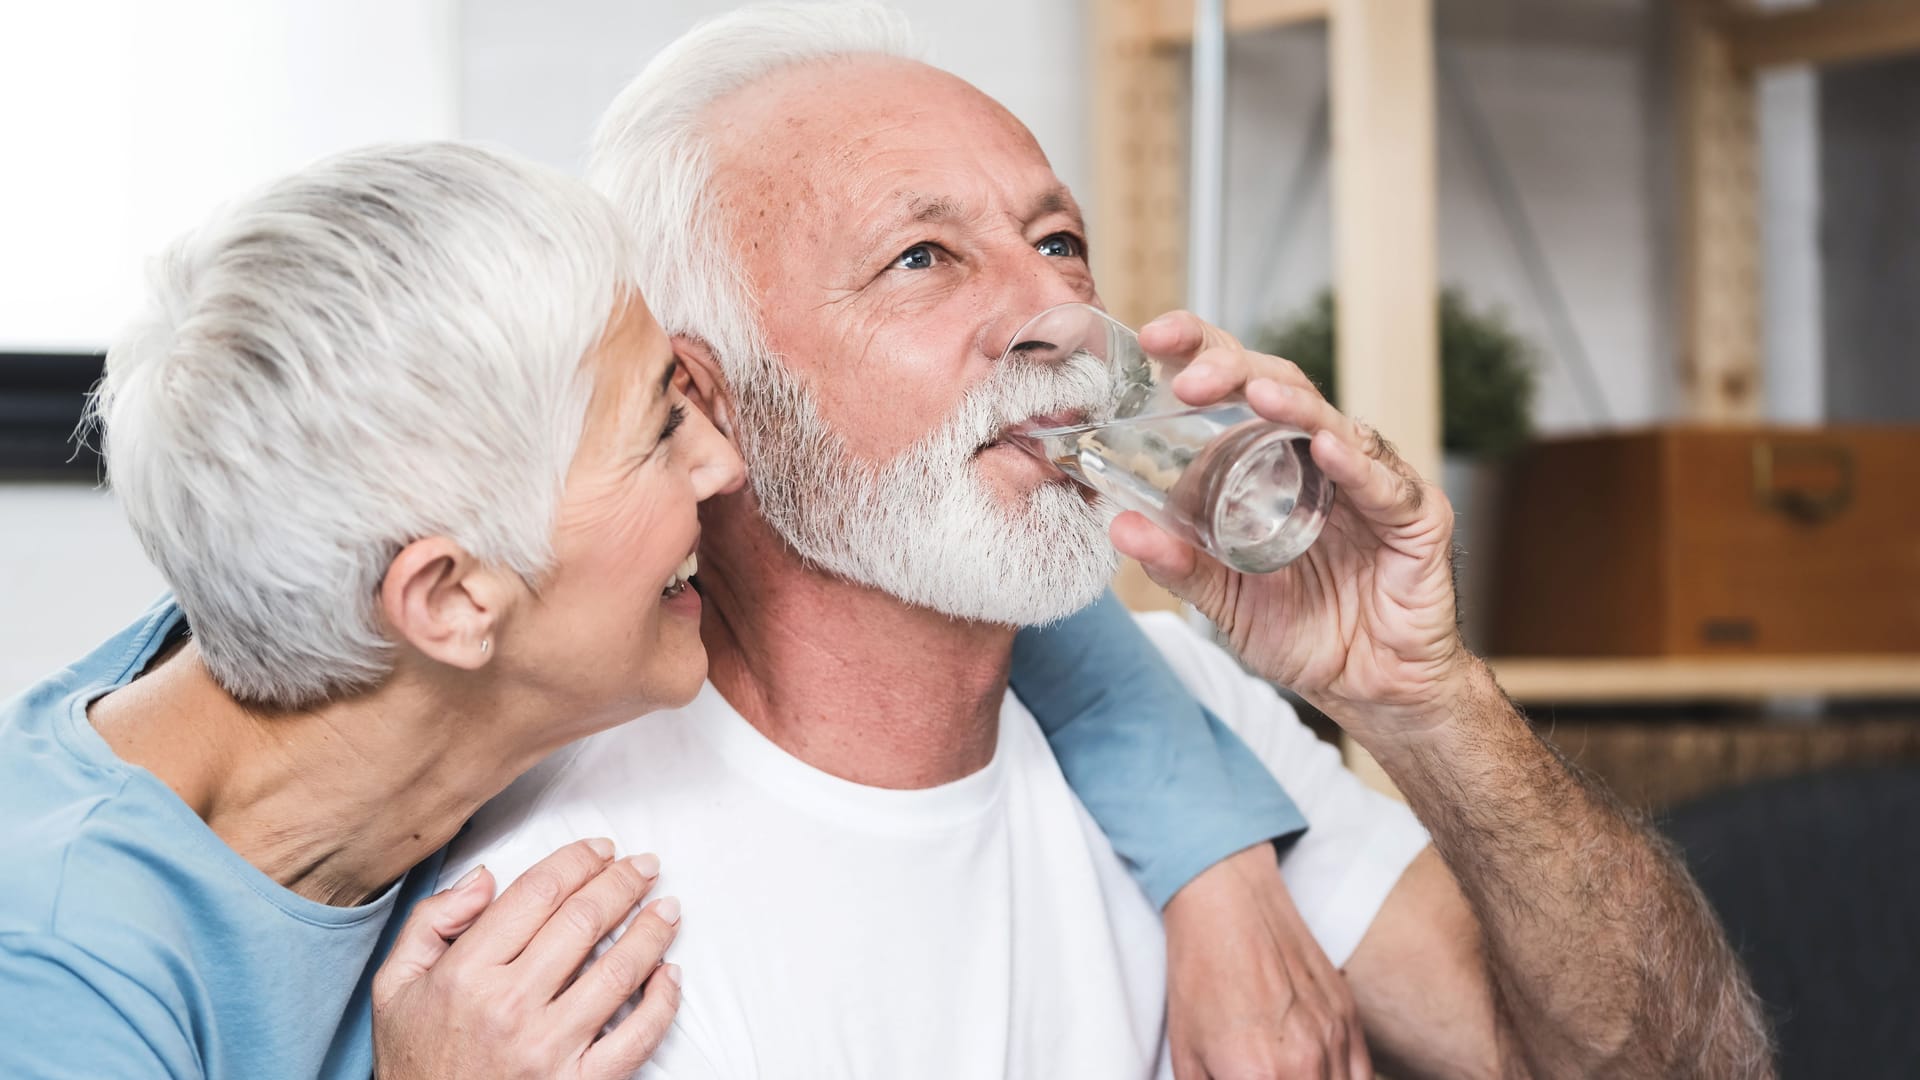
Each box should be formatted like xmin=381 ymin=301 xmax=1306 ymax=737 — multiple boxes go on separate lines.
xmin=1147 ymin=0 xmax=1329 ymax=46
xmin=1329 ymin=0 xmax=1437 ymax=802
xmin=1329 ymin=0 xmax=1440 ymax=478
xmin=1677 ymin=0 xmax=1764 ymax=422
xmin=1726 ymin=0 xmax=1920 ymax=72
xmin=1091 ymin=0 xmax=1191 ymax=615
xmin=1090 ymin=0 xmax=1187 ymax=329
xmin=1492 ymin=654 xmax=1920 ymax=705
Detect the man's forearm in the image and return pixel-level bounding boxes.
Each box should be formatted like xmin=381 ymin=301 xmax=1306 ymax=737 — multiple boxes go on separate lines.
xmin=1348 ymin=660 xmax=1772 ymax=1078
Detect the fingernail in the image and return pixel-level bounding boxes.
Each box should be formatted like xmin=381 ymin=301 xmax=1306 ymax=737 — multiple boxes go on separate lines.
xmin=1184 ymin=361 xmax=1216 ymax=381
xmin=662 ymin=962 xmax=682 ymax=987
xmin=587 ymin=837 xmax=615 ymax=859
xmin=626 ymin=852 xmax=661 ymax=878
xmin=451 ymin=865 xmax=484 ymax=891
xmin=653 ymin=896 xmax=682 ymax=925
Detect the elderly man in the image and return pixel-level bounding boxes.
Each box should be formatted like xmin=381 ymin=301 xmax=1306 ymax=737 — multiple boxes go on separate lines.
xmin=449 ymin=3 xmax=1771 ymax=1077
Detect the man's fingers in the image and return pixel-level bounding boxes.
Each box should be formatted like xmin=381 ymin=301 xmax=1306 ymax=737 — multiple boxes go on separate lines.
xmin=1349 ymin=1028 xmax=1376 ymax=1080
xmin=578 ymin=962 xmax=682 ymax=1080
xmin=515 ymin=854 xmax=661 ymax=999
xmin=451 ymin=838 xmax=618 ymax=967
xmin=1137 ymin=309 xmax=1224 ymax=364
xmin=1109 ymin=512 xmax=1217 ymax=601
xmin=1310 ymin=429 xmax=1427 ymax=529
xmin=372 ymin=866 xmax=495 ymax=1001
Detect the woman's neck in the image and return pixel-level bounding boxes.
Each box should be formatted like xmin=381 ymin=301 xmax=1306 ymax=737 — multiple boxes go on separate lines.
xmin=89 ymin=641 xmax=554 ymax=907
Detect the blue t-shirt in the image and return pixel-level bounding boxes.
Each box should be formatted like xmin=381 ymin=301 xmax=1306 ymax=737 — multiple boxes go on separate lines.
xmin=1013 ymin=590 xmax=1308 ymax=908
xmin=0 ymin=598 xmax=442 ymax=1079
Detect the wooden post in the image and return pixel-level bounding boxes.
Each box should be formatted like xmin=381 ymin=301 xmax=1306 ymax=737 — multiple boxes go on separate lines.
xmin=1329 ymin=0 xmax=1441 ymax=478
xmin=1329 ymin=0 xmax=1438 ymax=795
xmin=1090 ymin=0 xmax=1196 ymax=613
xmin=1089 ymin=0 xmax=1188 ymax=330
xmin=1678 ymin=0 xmax=1763 ymax=422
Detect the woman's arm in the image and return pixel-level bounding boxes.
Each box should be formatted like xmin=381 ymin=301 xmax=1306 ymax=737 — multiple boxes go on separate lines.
xmin=1013 ymin=590 xmax=1371 ymax=1078
xmin=1012 ymin=590 xmax=1306 ymax=907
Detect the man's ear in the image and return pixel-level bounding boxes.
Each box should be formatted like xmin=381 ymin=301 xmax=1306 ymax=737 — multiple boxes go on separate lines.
xmin=673 ymin=335 xmax=737 ymax=443
xmin=378 ymin=537 xmax=514 ymax=672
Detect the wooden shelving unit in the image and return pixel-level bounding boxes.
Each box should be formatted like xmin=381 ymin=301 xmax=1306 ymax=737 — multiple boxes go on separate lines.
xmin=1090 ymin=0 xmax=1920 ymax=790
xmin=1490 ymin=655 xmax=1920 ymax=706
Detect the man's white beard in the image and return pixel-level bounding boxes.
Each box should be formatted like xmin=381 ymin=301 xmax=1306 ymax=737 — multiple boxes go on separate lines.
xmin=728 ymin=348 xmax=1119 ymax=626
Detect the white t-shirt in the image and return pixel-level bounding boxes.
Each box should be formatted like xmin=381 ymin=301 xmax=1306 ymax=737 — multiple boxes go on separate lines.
xmin=443 ymin=613 xmax=1429 ymax=1079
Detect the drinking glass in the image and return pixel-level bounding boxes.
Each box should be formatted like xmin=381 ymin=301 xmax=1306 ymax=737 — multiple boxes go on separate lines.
xmin=1004 ymin=303 xmax=1333 ymax=573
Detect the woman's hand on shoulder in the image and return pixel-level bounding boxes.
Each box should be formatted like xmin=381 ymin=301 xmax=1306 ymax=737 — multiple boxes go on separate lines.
xmin=372 ymin=838 xmax=682 ymax=1079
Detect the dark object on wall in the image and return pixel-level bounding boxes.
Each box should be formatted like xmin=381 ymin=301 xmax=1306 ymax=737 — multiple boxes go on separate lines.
xmin=0 ymin=353 xmax=106 ymax=479
xmin=1663 ymin=767 xmax=1920 ymax=1079
xmin=1489 ymin=425 xmax=1920 ymax=656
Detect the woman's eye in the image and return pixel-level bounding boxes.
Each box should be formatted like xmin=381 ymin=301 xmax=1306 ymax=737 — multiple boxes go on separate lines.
xmin=893 ymin=243 xmax=937 ymax=271
xmin=659 ymin=402 xmax=688 ymax=441
xmin=1037 ymin=233 xmax=1083 ymax=259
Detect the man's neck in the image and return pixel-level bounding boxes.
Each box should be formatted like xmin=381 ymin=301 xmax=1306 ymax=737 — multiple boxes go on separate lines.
xmin=697 ymin=508 xmax=1017 ymax=790
xmin=90 ymin=642 xmax=563 ymax=907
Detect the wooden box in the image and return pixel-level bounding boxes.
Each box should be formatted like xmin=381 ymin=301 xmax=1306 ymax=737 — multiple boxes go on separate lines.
xmin=1487 ymin=426 xmax=1920 ymax=656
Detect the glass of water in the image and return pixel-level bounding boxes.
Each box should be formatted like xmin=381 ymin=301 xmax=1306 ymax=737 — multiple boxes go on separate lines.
xmin=1004 ymin=303 xmax=1334 ymax=574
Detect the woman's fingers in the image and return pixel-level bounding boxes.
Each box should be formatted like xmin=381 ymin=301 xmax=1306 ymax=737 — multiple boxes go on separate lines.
xmin=559 ymin=898 xmax=684 ymax=1063
xmin=447 ymin=838 xmax=617 ymax=968
xmin=514 ymin=853 xmax=661 ymax=999
xmin=577 ymin=961 xmax=683 ymax=1080
xmin=371 ymin=866 xmax=495 ymax=1002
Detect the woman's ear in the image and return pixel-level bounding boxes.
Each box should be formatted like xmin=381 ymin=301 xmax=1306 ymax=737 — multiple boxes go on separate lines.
xmin=378 ymin=537 xmax=514 ymax=672
xmin=672 ymin=335 xmax=737 ymax=443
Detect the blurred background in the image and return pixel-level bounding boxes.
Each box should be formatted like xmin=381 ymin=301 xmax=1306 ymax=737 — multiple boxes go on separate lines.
xmin=2 ymin=1 xmax=1917 ymax=1071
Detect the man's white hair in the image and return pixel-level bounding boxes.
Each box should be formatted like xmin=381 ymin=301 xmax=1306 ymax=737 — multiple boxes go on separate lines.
xmin=586 ymin=0 xmax=920 ymax=365
xmin=92 ymin=142 xmax=637 ymax=708
xmin=589 ymin=3 xmax=1118 ymax=625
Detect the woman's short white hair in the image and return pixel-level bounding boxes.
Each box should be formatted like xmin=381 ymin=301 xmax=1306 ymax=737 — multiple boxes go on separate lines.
xmin=92 ymin=141 xmax=637 ymax=709
xmin=586 ymin=1 xmax=921 ymax=368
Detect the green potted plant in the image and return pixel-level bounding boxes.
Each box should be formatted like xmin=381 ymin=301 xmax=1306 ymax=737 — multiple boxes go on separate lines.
xmin=1254 ymin=288 xmax=1538 ymax=646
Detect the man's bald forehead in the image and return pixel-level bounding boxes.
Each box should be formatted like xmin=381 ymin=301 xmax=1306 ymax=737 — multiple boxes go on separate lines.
xmin=704 ymin=53 xmax=1040 ymax=171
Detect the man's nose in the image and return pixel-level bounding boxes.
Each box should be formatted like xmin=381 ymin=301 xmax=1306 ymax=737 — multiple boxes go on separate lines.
xmin=981 ymin=266 xmax=1098 ymax=363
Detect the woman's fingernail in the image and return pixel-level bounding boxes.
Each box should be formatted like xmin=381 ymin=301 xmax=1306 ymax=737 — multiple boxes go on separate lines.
xmin=451 ymin=865 xmax=484 ymax=891
xmin=1185 ymin=362 xmax=1216 ymax=381
xmin=627 ymin=852 xmax=661 ymax=878
xmin=653 ymin=896 xmax=682 ymax=925
xmin=587 ymin=837 xmax=616 ymax=859
xmin=662 ymin=962 xmax=683 ymax=987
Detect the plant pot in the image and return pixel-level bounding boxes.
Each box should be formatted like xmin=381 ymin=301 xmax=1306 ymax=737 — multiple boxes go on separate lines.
xmin=1441 ymin=454 xmax=1510 ymax=654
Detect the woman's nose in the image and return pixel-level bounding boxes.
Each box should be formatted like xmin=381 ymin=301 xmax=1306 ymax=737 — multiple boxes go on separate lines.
xmin=688 ymin=403 xmax=746 ymax=500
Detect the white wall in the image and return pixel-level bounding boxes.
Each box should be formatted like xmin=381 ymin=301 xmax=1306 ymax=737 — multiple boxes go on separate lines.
xmin=0 ymin=487 xmax=168 ymax=697
xmin=456 ymin=0 xmax=1089 ymax=195
xmin=0 ymin=0 xmax=459 ymax=697
xmin=1221 ymin=15 xmax=1673 ymax=434
xmin=0 ymin=0 xmax=460 ymax=351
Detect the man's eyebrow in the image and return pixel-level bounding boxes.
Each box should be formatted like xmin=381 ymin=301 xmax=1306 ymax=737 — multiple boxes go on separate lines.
xmin=1034 ymin=188 xmax=1076 ymax=219
xmin=910 ymin=195 xmax=963 ymax=223
xmin=852 ymin=194 xmax=964 ymax=263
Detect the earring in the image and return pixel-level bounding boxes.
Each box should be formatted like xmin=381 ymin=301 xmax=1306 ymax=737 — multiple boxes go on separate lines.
xmin=479 ymin=638 xmax=491 ymax=655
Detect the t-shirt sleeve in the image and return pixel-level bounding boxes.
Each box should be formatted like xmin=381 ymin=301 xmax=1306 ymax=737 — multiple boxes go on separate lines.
xmin=1011 ymin=589 xmax=1308 ymax=910
xmin=1132 ymin=613 xmax=1432 ymax=968
xmin=0 ymin=934 xmax=198 ymax=1079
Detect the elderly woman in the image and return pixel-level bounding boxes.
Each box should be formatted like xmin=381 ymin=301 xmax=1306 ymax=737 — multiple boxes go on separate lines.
xmin=0 ymin=143 xmax=741 ymax=1079
xmin=0 ymin=140 xmax=1324 ymax=1080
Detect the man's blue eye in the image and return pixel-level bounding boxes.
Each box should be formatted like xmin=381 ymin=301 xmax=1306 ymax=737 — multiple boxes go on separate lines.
xmin=894 ymin=244 xmax=936 ymax=270
xmin=1037 ymin=234 xmax=1082 ymax=259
